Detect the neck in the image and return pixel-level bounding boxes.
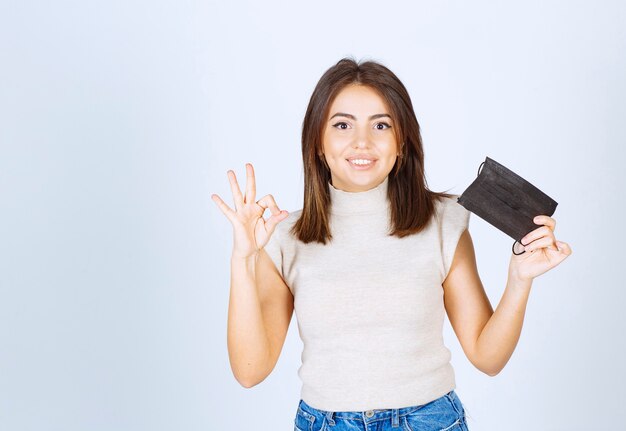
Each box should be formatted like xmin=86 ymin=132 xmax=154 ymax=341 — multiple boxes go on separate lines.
xmin=328 ymin=176 xmax=390 ymax=215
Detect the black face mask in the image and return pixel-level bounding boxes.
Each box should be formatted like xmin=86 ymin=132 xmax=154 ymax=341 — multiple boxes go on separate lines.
xmin=457 ymin=157 xmax=558 ymax=255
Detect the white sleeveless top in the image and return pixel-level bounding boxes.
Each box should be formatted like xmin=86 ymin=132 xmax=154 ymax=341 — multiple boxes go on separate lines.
xmin=263 ymin=175 xmax=470 ymax=411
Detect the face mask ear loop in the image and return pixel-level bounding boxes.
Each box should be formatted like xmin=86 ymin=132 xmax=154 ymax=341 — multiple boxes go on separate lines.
xmin=512 ymin=240 xmax=526 ymax=255
xmin=477 ymin=161 xmax=486 ymax=177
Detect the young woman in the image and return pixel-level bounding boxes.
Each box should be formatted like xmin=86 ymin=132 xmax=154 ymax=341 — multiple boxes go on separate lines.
xmin=211 ymin=58 xmax=572 ymax=431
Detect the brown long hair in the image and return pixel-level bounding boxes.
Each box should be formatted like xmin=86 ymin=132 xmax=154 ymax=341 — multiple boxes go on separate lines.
xmin=291 ymin=57 xmax=453 ymax=244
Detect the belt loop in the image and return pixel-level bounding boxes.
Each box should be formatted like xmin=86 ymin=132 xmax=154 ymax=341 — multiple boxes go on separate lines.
xmin=325 ymin=410 xmax=335 ymax=426
xmin=391 ymin=408 xmax=399 ymax=427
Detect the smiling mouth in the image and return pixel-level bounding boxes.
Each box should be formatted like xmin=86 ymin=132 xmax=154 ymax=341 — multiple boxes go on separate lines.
xmin=346 ymin=158 xmax=376 ymax=169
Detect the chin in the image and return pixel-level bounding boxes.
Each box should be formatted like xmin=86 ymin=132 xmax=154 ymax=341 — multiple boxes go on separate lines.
xmin=335 ymin=174 xmax=384 ymax=191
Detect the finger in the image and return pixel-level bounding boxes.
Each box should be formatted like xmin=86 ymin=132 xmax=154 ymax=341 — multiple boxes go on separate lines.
xmin=533 ymin=215 xmax=556 ymax=231
xmin=556 ymin=240 xmax=573 ymax=256
xmin=256 ymin=194 xmax=282 ymax=216
xmin=245 ymin=163 xmax=256 ymax=204
xmin=264 ymin=209 xmax=289 ymax=234
xmin=210 ymin=193 xmax=236 ymax=222
xmin=227 ymin=170 xmax=244 ymax=211
xmin=523 ymin=235 xmax=558 ymax=253
xmin=521 ymin=226 xmax=553 ymax=246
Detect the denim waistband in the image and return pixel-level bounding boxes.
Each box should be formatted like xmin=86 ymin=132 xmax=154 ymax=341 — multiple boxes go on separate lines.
xmin=297 ymin=390 xmax=456 ymax=426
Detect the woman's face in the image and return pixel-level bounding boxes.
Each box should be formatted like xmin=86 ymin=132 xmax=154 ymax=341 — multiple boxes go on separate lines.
xmin=321 ymin=84 xmax=399 ymax=192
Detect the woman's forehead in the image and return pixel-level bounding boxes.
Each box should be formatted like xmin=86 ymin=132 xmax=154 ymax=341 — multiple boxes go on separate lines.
xmin=328 ymin=85 xmax=390 ymax=117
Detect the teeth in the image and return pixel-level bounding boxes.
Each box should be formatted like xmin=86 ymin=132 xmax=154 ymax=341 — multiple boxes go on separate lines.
xmin=350 ymin=159 xmax=373 ymax=165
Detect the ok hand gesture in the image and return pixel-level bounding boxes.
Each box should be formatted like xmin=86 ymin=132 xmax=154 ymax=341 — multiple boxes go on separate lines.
xmin=211 ymin=163 xmax=289 ymax=259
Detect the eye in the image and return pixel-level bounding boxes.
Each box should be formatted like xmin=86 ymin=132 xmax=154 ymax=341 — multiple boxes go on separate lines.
xmin=375 ymin=122 xmax=391 ymax=130
xmin=332 ymin=122 xmax=350 ymax=130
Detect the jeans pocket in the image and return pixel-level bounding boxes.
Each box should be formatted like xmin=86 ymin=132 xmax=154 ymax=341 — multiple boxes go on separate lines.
xmin=445 ymin=391 xmax=467 ymax=418
xmin=438 ymin=418 xmax=463 ymax=431
xmin=294 ymin=406 xmax=316 ymax=431
xmin=404 ymin=415 xmax=462 ymax=431
xmin=403 ymin=393 xmax=464 ymax=431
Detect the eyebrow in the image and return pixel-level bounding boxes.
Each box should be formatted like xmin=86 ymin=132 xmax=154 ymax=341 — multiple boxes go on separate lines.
xmin=329 ymin=112 xmax=392 ymax=121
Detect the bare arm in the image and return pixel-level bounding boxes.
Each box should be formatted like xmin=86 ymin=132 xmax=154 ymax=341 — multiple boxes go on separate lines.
xmin=442 ymin=230 xmax=497 ymax=376
xmin=212 ymin=163 xmax=291 ymax=387
xmin=443 ymin=216 xmax=572 ymax=376
xmin=443 ymin=230 xmax=531 ymax=376
xmin=227 ymin=250 xmax=293 ymax=388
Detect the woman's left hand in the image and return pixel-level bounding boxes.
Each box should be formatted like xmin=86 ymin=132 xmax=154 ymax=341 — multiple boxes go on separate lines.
xmin=509 ymin=215 xmax=573 ymax=282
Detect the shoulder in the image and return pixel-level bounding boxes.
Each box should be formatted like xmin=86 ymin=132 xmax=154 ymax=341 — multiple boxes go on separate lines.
xmin=433 ymin=194 xmax=465 ymax=213
xmin=434 ymin=194 xmax=471 ymax=278
xmin=273 ymin=208 xmax=303 ymax=239
xmin=283 ymin=208 xmax=302 ymax=227
xmin=432 ymin=194 xmax=470 ymax=227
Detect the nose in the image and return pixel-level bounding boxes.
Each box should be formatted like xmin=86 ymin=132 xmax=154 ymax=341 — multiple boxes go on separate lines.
xmin=352 ymin=126 xmax=372 ymax=149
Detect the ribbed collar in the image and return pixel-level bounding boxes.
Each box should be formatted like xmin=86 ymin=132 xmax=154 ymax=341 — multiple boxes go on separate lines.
xmin=328 ymin=176 xmax=390 ymax=215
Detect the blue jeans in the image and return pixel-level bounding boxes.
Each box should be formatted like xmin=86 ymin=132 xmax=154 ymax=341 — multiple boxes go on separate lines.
xmin=294 ymin=390 xmax=469 ymax=431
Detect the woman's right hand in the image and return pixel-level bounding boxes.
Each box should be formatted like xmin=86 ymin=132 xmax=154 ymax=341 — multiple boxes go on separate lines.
xmin=211 ymin=163 xmax=289 ymax=259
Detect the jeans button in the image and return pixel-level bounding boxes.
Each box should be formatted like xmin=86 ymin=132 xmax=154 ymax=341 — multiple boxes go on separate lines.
xmin=365 ymin=410 xmax=374 ymax=418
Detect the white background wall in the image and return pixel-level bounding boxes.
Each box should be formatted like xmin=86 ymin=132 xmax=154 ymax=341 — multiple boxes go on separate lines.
xmin=1 ymin=1 xmax=624 ymax=430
